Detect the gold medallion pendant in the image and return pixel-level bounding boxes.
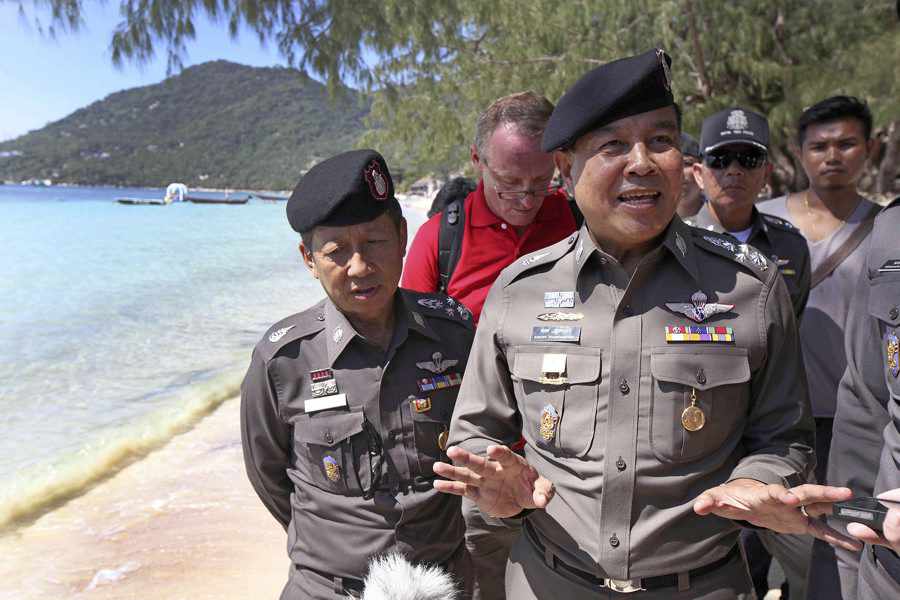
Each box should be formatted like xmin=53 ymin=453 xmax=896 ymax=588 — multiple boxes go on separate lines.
xmin=681 ymin=388 xmax=706 ymax=432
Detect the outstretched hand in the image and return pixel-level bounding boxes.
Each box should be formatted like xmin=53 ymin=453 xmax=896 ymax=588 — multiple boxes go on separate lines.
xmin=433 ymin=445 xmax=555 ymax=518
xmin=694 ymin=480 xmax=862 ymax=552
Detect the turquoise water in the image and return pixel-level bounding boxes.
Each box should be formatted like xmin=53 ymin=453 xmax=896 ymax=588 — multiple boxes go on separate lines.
xmin=0 ymin=185 xmax=425 ymax=527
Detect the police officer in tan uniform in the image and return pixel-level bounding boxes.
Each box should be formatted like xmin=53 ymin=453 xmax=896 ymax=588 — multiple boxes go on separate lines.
xmin=829 ymin=197 xmax=900 ymax=598
xmin=432 ymin=49 xmax=862 ymax=599
xmin=689 ymin=107 xmax=811 ymax=318
xmin=241 ymin=149 xmax=475 ymax=600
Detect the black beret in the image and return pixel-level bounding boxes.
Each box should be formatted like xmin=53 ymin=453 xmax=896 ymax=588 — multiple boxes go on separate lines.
xmin=541 ymin=48 xmax=675 ymax=152
xmin=680 ymin=133 xmax=700 ymax=158
xmin=287 ymin=149 xmax=400 ymax=233
xmin=700 ymin=107 xmax=769 ymax=154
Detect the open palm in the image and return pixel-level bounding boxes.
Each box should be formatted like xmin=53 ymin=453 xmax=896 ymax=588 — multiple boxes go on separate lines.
xmin=433 ymin=445 xmax=554 ymax=518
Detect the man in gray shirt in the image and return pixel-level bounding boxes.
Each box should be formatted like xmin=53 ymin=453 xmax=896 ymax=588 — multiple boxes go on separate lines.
xmin=757 ymin=95 xmax=880 ymax=599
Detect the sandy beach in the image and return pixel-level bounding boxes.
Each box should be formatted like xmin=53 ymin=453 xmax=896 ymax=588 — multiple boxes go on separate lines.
xmin=0 ymin=397 xmax=288 ymax=600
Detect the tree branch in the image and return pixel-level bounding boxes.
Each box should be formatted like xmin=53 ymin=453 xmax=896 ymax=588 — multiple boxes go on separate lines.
xmin=684 ymin=0 xmax=711 ymax=99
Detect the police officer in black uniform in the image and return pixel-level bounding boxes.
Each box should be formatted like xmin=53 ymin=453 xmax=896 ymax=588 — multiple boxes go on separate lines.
xmin=240 ymin=149 xmax=475 ymax=599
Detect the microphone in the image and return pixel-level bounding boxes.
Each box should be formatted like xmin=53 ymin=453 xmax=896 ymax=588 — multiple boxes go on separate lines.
xmin=356 ymin=553 xmax=460 ymax=600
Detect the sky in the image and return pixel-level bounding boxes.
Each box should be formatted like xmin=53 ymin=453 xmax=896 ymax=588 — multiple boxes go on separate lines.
xmin=0 ymin=2 xmax=290 ymax=142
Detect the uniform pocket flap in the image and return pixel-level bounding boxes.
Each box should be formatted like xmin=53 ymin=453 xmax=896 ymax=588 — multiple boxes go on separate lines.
xmin=868 ymin=278 xmax=900 ymax=326
xmin=296 ymin=409 xmax=365 ymax=447
xmin=511 ymin=351 xmax=601 ymax=385
xmin=650 ymin=348 xmax=750 ymax=390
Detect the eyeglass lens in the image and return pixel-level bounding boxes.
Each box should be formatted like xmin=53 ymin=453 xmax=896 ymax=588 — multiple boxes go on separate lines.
xmin=705 ymin=151 xmax=766 ymax=170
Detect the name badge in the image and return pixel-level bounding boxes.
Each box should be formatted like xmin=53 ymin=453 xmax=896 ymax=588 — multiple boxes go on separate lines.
xmin=532 ymin=325 xmax=581 ymax=343
xmin=304 ymin=393 xmax=348 ymax=413
xmin=879 ymin=259 xmax=900 ymax=273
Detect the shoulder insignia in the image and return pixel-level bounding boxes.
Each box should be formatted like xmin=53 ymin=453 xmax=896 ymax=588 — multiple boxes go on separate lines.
xmin=693 ymin=230 xmax=773 ymax=282
xmin=257 ymin=302 xmax=327 ymax=361
xmin=502 ymin=234 xmax=576 ymax=286
xmin=761 ymin=213 xmax=800 ymax=233
xmin=402 ymin=290 xmax=473 ymax=328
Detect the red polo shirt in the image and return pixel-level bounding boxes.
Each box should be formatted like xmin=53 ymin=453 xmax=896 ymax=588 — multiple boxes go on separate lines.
xmin=402 ymin=181 xmax=577 ymax=323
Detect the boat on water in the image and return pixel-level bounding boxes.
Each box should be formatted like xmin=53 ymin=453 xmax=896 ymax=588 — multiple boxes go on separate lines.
xmin=185 ymin=193 xmax=251 ymax=205
xmin=116 ymin=197 xmax=171 ymax=206
xmin=253 ymin=191 xmax=289 ymax=202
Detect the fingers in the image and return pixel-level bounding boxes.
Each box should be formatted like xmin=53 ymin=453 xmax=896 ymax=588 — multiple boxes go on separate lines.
xmin=432 ymin=478 xmax=473 ymax=498
xmin=445 ymin=446 xmax=498 ymax=478
xmin=693 ymin=490 xmax=718 ymax=516
xmin=783 ymin=484 xmax=853 ymax=506
xmin=808 ymin=518 xmax=864 ymax=552
xmin=432 ymin=461 xmax=484 ymax=488
xmin=802 ymin=502 xmax=835 ymax=519
xmin=877 ymin=488 xmax=900 ymax=503
xmin=485 ymin=444 xmax=526 ymax=468
xmin=845 ymin=522 xmax=888 ymax=546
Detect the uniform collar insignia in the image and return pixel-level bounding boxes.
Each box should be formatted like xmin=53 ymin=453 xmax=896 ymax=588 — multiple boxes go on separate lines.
xmin=675 ymin=232 xmax=687 ymax=257
xmin=665 ymin=290 xmax=735 ymax=323
xmin=416 ymin=351 xmax=459 ymax=374
xmin=332 ymin=326 xmax=344 ymax=343
xmin=735 ymin=243 xmax=768 ymax=271
xmin=269 ymin=325 xmax=295 ymax=343
xmin=521 ymin=252 xmax=549 ymax=266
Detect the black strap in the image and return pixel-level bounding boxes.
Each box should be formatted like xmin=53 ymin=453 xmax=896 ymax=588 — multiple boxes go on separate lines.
xmin=809 ymin=200 xmax=880 ymax=289
xmin=873 ymin=545 xmax=900 ymax=584
xmin=437 ymin=198 xmax=465 ymax=293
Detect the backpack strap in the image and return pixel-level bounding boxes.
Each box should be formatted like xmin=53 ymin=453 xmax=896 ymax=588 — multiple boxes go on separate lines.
xmin=437 ymin=198 xmax=465 ymax=293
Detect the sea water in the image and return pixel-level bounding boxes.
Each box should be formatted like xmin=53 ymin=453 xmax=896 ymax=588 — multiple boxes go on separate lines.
xmin=0 ymin=184 xmax=426 ymax=530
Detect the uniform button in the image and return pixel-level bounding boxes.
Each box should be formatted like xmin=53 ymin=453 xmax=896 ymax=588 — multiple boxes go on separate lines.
xmin=619 ymin=378 xmax=630 ymax=395
xmin=621 ymin=305 xmax=632 ymax=316
xmin=599 ymin=257 xmax=608 ymax=265
xmin=324 ymin=432 xmax=334 ymax=444
xmin=609 ymin=534 xmax=620 ymax=548
xmin=890 ymin=306 xmax=899 ymax=320
xmin=616 ymin=457 xmax=627 ymax=471
xmin=316 ymin=313 xmax=325 ymax=321
xmin=696 ymin=368 xmax=707 ymax=385
xmin=501 ymin=223 xmax=508 ymax=230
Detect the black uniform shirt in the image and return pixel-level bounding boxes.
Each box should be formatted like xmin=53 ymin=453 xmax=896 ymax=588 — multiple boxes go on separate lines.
xmin=688 ymin=205 xmax=811 ymax=318
xmin=241 ymin=289 xmax=474 ymax=580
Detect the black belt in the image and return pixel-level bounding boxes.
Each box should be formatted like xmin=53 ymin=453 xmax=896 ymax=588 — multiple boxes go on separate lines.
xmin=524 ymin=520 xmax=739 ymax=593
xmin=873 ymin=545 xmax=900 ymax=584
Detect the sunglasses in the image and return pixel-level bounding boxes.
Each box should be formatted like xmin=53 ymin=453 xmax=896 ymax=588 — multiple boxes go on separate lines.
xmin=703 ymin=150 xmax=767 ymax=170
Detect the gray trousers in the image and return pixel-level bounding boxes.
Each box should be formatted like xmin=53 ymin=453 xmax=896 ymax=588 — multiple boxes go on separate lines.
xmin=857 ymin=547 xmax=900 ymax=600
xmin=754 ymin=529 xmax=813 ymax=599
xmin=505 ymin=529 xmax=754 ymax=600
xmin=463 ymin=497 xmax=521 ymax=600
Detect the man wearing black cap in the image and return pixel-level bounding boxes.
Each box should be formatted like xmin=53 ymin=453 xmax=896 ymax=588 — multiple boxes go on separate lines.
xmin=240 ymin=149 xmax=475 ymax=599
xmin=689 ymin=108 xmax=811 ymax=319
xmin=676 ymin=132 xmax=704 ymax=219
xmin=432 ymin=49 xmax=860 ymax=599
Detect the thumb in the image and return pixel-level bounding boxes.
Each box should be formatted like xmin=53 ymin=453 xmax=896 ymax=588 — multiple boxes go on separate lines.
xmin=693 ymin=489 xmax=719 ymax=515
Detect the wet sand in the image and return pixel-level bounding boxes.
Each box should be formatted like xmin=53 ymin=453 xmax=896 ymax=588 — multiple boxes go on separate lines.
xmin=0 ymin=397 xmax=288 ymax=600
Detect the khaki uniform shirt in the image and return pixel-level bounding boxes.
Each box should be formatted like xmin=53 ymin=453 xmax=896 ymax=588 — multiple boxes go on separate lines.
xmin=829 ymin=199 xmax=900 ymax=594
xmin=449 ymin=217 xmax=815 ymax=581
xmin=688 ymin=205 xmax=811 ymax=318
xmin=241 ymin=290 xmax=474 ymax=582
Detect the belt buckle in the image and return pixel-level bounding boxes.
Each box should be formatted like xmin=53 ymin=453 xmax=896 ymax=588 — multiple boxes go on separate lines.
xmin=605 ymin=578 xmax=644 ymax=593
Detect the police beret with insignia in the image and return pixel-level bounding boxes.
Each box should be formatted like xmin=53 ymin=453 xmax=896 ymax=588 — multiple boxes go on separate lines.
xmin=700 ymin=107 xmax=769 ymax=154
xmin=681 ymin=133 xmax=701 ymax=158
xmin=286 ymin=149 xmax=400 ymax=233
xmin=541 ymin=48 xmax=675 ymax=152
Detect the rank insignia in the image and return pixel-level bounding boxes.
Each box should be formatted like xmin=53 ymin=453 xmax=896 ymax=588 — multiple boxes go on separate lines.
xmin=665 ymin=325 xmax=734 ymax=343
xmin=417 ymin=298 xmax=444 ymax=310
xmin=411 ymin=397 xmax=432 ymax=413
xmin=675 ymin=232 xmax=687 ymax=257
xmin=544 ymin=291 xmax=575 ymax=308
xmin=704 ymin=235 xmax=736 ymax=253
xmin=416 ymin=351 xmax=459 ymax=374
xmin=879 ymin=260 xmax=900 ymax=273
xmin=665 ymin=291 xmax=734 ymax=323
xmin=333 ymin=327 xmax=344 ymax=343
xmin=310 ymin=369 xmax=334 ymax=383
xmin=311 ymin=379 xmax=339 ymax=398
xmin=323 ymin=455 xmax=341 ymax=482
xmin=456 ymin=304 xmax=472 ymax=321
xmin=412 ymin=312 xmax=426 ymax=328
xmin=886 ymin=331 xmax=899 ymax=378
xmin=575 ymin=240 xmax=584 ymax=262
xmin=537 ymin=312 xmax=584 ymax=322
xmin=539 ymin=404 xmax=559 ymax=441
xmin=521 ymin=252 xmax=549 ymax=266
xmin=735 ymin=244 xmax=768 ymax=271
xmin=269 ymin=325 xmax=295 ymax=343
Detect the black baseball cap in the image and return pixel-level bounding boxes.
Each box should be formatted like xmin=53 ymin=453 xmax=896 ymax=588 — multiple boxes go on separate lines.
xmin=700 ymin=108 xmax=769 ymax=154
xmin=681 ymin=133 xmax=700 ymax=158
xmin=286 ymin=149 xmax=400 ymax=233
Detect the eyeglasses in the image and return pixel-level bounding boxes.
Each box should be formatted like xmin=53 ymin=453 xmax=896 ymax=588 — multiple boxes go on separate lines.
xmin=493 ymin=185 xmax=560 ymax=201
xmin=703 ymin=149 xmax=767 ymax=170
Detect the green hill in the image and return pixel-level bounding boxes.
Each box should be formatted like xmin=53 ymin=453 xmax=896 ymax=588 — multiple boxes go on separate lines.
xmin=0 ymin=61 xmax=369 ymax=189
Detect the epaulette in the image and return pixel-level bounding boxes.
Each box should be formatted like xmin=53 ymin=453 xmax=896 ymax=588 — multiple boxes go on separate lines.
xmin=502 ymin=232 xmax=578 ymax=286
xmin=761 ymin=213 xmax=800 ymax=234
xmin=691 ymin=229 xmax=773 ymax=283
xmin=402 ymin=289 xmax=474 ymax=328
xmin=256 ymin=300 xmax=327 ymax=361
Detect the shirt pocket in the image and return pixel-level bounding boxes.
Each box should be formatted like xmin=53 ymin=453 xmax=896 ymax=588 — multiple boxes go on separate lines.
xmin=649 ymin=347 xmax=751 ymax=463
xmin=510 ymin=346 xmax=602 ymax=458
xmin=410 ymin=396 xmax=452 ymax=475
xmin=868 ymin=277 xmax=900 ymax=400
xmin=291 ymin=408 xmax=369 ymax=495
